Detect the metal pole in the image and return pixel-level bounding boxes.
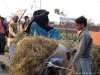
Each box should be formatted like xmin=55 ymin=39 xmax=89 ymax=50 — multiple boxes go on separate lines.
xmin=40 ymin=0 xmax=41 ymax=9
xmin=31 ymin=4 xmax=33 ymax=15
xmin=35 ymin=0 xmax=36 ymax=10
xmin=33 ymin=0 xmax=36 ymax=10
xmin=1 ymin=0 xmax=12 ymax=15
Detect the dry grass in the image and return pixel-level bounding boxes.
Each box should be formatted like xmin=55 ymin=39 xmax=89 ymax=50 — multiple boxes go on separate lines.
xmin=91 ymin=45 xmax=100 ymax=75
xmin=10 ymin=35 xmax=58 ymax=75
xmin=9 ymin=32 xmax=100 ymax=75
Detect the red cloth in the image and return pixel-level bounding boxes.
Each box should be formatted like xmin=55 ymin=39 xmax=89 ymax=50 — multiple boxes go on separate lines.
xmin=0 ymin=22 xmax=5 ymax=33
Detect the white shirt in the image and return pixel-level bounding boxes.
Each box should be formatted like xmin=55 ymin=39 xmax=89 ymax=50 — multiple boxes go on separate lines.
xmin=7 ymin=21 xmax=20 ymax=47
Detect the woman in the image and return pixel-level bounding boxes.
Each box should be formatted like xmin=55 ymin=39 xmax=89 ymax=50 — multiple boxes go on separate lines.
xmin=25 ymin=9 xmax=60 ymax=40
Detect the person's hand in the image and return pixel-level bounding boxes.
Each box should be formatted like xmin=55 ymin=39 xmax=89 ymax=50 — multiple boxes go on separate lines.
xmin=66 ymin=52 xmax=71 ymax=60
xmin=5 ymin=36 xmax=7 ymax=39
xmin=71 ymin=63 xmax=77 ymax=72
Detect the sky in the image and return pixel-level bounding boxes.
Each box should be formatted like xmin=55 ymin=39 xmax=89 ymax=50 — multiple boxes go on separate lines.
xmin=0 ymin=0 xmax=100 ymax=24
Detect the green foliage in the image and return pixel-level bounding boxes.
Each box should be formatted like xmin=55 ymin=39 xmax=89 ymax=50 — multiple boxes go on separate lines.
xmin=59 ymin=33 xmax=66 ymax=39
xmin=49 ymin=21 xmax=55 ymax=24
xmin=54 ymin=8 xmax=60 ymax=15
xmin=91 ymin=45 xmax=100 ymax=75
xmin=60 ymin=33 xmax=77 ymax=41
xmin=54 ymin=8 xmax=66 ymax=16
xmin=87 ymin=19 xmax=95 ymax=26
xmin=66 ymin=22 xmax=74 ymax=26
xmin=97 ymin=23 xmax=100 ymax=26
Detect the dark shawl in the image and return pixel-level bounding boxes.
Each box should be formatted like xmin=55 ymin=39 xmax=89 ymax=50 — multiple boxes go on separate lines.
xmin=25 ymin=9 xmax=53 ymax=32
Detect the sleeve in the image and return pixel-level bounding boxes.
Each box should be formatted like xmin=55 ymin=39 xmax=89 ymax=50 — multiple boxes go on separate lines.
xmin=72 ymin=35 xmax=86 ymax=64
xmin=9 ymin=26 xmax=16 ymax=37
xmin=68 ymin=47 xmax=77 ymax=54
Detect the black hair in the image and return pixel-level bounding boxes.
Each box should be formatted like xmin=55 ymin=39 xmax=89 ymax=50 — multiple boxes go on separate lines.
xmin=24 ymin=16 xmax=29 ymax=18
xmin=75 ymin=16 xmax=87 ymax=27
xmin=0 ymin=17 xmax=4 ymax=21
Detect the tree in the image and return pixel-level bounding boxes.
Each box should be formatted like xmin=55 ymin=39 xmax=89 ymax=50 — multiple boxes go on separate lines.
xmin=87 ymin=19 xmax=95 ymax=26
xmin=54 ymin=8 xmax=67 ymax=25
xmin=60 ymin=11 xmax=66 ymax=17
xmin=54 ymin=8 xmax=60 ymax=15
xmin=96 ymin=23 xmax=100 ymax=26
xmin=54 ymin=8 xmax=66 ymax=16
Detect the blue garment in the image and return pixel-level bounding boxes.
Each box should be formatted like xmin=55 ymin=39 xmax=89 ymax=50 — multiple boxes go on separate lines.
xmin=76 ymin=58 xmax=92 ymax=75
xmin=29 ymin=22 xmax=60 ymax=40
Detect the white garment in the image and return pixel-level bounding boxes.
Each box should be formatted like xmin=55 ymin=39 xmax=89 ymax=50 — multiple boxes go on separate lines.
xmin=17 ymin=24 xmax=20 ymax=32
xmin=9 ymin=42 xmax=14 ymax=58
xmin=7 ymin=21 xmax=20 ymax=57
xmin=7 ymin=21 xmax=19 ymax=47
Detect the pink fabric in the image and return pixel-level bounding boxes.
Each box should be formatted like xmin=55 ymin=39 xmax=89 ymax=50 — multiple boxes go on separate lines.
xmin=0 ymin=22 xmax=5 ymax=34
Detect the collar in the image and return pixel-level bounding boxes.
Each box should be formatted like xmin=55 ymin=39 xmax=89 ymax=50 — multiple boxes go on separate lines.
xmin=77 ymin=27 xmax=87 ymax=37
xmin=11 ymin=21 xmax=17 ymax=25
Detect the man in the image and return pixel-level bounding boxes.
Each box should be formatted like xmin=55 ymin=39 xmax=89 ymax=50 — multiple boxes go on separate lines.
xmin=7 ymin=15 xmax=19 ymax=58
xmin=22 ymin=16 xmax=30 ymax=31
xmin=67 ymin=16 xmax=93 ymax=75
xmin=0 ymin=17 xmax=7 ymax=55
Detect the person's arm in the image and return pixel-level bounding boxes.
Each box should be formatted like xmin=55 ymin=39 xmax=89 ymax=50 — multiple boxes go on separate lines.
xmin=9 ymin=26 xmax=16 ymax=37
xmin=72 ymin=35 xmax=86 ymax=64
xmin=68 ymin=47 xmax=77 ymax=54
xmin=66 ymin=47 xmax=77 ymax=60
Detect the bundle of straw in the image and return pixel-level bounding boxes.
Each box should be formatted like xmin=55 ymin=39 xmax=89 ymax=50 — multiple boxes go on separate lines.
xmin=10 ymin=36 xmax=58 ymax=75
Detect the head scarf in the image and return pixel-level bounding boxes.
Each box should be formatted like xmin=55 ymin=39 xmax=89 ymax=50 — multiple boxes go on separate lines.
xmin=25 ymin=9 xmax=53 ymax=32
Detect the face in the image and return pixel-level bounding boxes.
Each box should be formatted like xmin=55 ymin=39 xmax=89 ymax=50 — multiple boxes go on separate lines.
xmin=74 ymin=22 xmax=84 ymax=30
xmin=0 ymin=18 xmax=4 ymax=23
xmin=24 ymin=18 xmax=27 ymax=21
xmin=13 ymin=17 xmax=18 ymax=23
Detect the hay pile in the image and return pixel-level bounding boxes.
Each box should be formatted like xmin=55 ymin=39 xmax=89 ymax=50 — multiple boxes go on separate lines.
xmin=92 ymin=45 xmax=100 ymax=75
xmin=10 ymin=36 xmax=58 ymax=75
xmin=9 ymin=32 xmax=100 ymax=75
xmin=13 ymin=32 xmax=29 ymax=45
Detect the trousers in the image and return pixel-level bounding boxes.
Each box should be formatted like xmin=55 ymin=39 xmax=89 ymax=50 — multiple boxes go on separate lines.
xmin=0 ymin=35 xmax=5 ymax=54
xmin=76 ymin=58 xmax=92 ymax=75
xmin=9 ymin=42 xmax=14 ymax=57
